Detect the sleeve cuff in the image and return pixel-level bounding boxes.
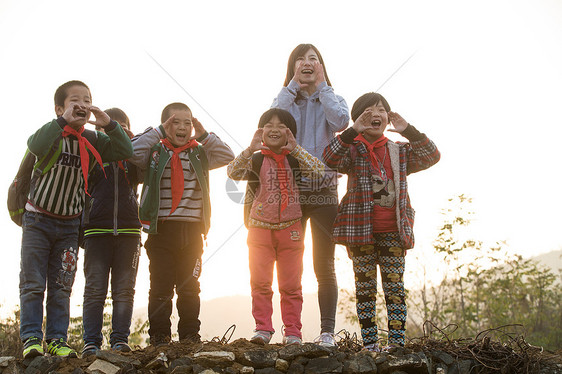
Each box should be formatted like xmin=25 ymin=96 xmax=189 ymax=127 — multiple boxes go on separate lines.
xmin=340 ymin=127 xmax=358 ymax=144
xmin=157 ymin=125 xmax=166 ymax=138
xmin=104 ymin=120 xmax=118 ymax=132
xmin=56 ymin=116 xmax=68 ymax=128
xmin=400 ymin=124 xmax=424 ymax=141
xmin=197 ymin=131 xmax=210 ymax=143
xmin=287 ymin=80 xmax=301 ymax=92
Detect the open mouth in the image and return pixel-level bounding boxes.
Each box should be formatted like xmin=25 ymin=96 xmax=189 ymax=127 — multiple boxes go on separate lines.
xmin=76 ymin=110 xmax=87 ymax=118
xmin=371 ymin=120 xmax=382 ymax=127
xmin=269 ymin=134 xmax=281 ymax=140
xmin=301 ymin=69 xmax=313 ymax=75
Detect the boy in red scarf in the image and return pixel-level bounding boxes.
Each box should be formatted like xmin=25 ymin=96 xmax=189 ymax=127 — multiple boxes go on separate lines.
xmin=20 ymin=81 xmax=133 ymax=359
xmin=128 ymin=103 xmax=234 ymax=347
xmin=323 ymin=93 xmax=440 ymax=351
xmin=227 ymin=108 xmax=325 ymax=345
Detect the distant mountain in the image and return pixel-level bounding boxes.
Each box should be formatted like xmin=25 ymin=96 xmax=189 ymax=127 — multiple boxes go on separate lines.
xmin=532 ymin=249 xmax=562 ymax=273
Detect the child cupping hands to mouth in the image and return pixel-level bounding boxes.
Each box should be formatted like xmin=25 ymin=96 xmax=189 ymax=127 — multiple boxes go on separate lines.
xmin=54 ymin=84 xmax=113 ymax=130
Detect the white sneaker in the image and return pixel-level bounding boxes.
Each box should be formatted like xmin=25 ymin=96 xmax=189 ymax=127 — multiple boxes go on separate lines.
xmin=282 ymin=335 xmax=302 ymax=345
xmin=314 ymin=332 xmax=337 ymax=347
xmin=250 ymin=330 xmax=274 ymax=345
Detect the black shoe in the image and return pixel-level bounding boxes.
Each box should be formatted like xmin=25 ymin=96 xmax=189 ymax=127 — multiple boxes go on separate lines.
xmin=111 ymin=342 xmax=132 ymax=352
xmin=179 ymin=333 xmax=201 ymax=344
xmin=81 ymin=343 xmax=100 ymax=358
xmin=150 ymin=335 xmax=171 ymax=347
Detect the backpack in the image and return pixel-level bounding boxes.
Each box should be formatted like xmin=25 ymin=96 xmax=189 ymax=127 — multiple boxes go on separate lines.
xmin=243 ymin=153 xmax=301 ymax=228
xmin=8 ymin=130 xmax=98 ymax=226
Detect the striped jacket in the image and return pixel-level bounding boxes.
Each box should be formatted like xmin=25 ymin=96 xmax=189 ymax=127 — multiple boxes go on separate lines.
xmin=129 ymin=125 xmax=234 ymax=235
xmin=322 ymin=125 xmax=440 ymax=249
xmin=27 ymin=118 xmax=133 ymax=217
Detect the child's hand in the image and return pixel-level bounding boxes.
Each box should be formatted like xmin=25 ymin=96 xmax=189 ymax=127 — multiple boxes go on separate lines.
xmin=387 ymin=111 xmax=408 ymax=133
xmin=281 ymin=128 xmax=297 ymax=153
xmin=88 ymin=106 xmax=111 ymax=128
xmin=161 ymin=114 xmax=176 ymax=136
xmin=62 ymin=102 xmax=90 ymax=128
xmin=192 ymin=117 xmax=206 ymax=139
xmin=243 ymin=129 xmax=267 ymax=157
xmin=352 ymin=109 xmax=374 ymax=134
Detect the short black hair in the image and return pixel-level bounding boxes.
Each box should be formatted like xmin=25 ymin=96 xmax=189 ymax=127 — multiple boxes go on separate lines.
xmin=351 ymin=92 xmax=391 ymax=122
xmin=258 ymin=108 xmax=297 ymax=137
xmin=54 ymin=80 xmax=91 ymax=107
xmin=161 ymin=102 xmax=191 ymax=123
xmin=104 ymin=108 xmax=130 ymax=129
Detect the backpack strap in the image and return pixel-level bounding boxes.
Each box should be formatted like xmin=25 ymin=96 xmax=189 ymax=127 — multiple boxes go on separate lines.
xmin=29 ymin=134 xmax=63 ymax=200
xmin=244 ymin=153 xmax=264 ymax=228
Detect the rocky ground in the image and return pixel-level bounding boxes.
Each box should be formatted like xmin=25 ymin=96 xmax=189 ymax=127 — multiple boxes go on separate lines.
xmin=1 ymin=337 xmax=562 ymax=374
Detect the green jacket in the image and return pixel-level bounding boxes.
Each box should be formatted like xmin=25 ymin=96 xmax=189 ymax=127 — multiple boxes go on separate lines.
xmin=138 ymin=140 xmax=210 ymax=235
xmin=131 ymin=124 xmax=234 ymax=235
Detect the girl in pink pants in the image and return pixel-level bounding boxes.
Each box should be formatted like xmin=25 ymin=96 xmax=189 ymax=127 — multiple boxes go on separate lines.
xmin=227 ymin=108 xmax=325 ymax=345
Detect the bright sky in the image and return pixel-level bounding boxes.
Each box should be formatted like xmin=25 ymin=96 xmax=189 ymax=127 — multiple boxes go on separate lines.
xmin=0 ymin=0 xmax=561 ymax=319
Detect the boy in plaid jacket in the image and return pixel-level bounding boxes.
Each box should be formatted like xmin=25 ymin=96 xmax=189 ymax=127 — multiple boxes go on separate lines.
xmin=323 ymin=92 xmax=440 ymax=350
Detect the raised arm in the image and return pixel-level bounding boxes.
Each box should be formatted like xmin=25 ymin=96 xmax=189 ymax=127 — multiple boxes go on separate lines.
xmin=388 ymin=111 xmax=440 ymax=174
xmin=318 ymin=83 xmax=350 ymax=132
xmin=227 ymin=129 xmax=266 ymax=180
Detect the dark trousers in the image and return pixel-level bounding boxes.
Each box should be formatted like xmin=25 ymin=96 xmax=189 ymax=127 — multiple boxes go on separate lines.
xmin=300 ymin=187 xmax=339 ymax=333
xmin=145 ymin=221 xmax=203 ymax=340
xmin=83 ymin=235 xmax=140 ymax=347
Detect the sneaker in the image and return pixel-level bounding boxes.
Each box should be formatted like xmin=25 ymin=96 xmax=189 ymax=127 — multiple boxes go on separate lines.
xmin=250 ymin=330 xmax=273 ymax=345
xmin=282 ymin=335 xmax=302 ymax=345
xmin=381 ymin=344 xmax=403 ymax=353
xmin=363 ymin=343 xmax=380 ymax=352
xmin=81 ymin=343 xmax=100 ymax=358
xmin=23 ymin=337 xmax=44 ymax=359
xmin=179 ymin=333 xmax=201 ymax=344
xmin=150 ymin=335 xmax=171 ymax=348
xmin=46 ymin=338 xmax=77 ymax=358
xmin=111 ymin=342 xmax=132 ymax=352
xmin=314 ymin=332 xmax=337 ymax=348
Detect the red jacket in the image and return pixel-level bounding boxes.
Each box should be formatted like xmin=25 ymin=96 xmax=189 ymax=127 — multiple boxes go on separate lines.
xmin=322 ymin=125 xmax=440 ymax=249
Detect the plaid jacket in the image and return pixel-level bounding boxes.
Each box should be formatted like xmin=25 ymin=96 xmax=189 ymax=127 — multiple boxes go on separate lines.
xmin=322 ymin=125 xmax=440 ymax=249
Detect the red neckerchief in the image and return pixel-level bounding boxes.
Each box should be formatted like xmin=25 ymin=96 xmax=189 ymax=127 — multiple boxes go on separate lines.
xmin=261 ymin=148 xmax=291 ymax=212
xmin=161 ymin=138 xmax=198 ymax=214
xmin=355 ymin=133 xmax=389 ymax=172
xmin=62 ymin=125 xmax=105 ymax=196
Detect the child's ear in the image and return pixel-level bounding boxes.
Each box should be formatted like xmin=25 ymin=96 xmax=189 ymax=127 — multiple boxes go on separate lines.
xmin=55 ymin=105 xmax=64 ymax=117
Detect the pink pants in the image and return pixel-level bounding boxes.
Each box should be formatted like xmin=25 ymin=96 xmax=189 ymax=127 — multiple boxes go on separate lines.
xmin=248 ymin=221 xmax=304 ymax=338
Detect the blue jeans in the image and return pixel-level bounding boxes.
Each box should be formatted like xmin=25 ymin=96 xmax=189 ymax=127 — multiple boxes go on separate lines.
xmin=19 ymin=211 xmax=80 ymax=342
xmin=83 ymin=235 xmax=140 ymax=347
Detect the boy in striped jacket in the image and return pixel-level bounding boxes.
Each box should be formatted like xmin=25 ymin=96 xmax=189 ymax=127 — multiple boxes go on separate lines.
xmin=323 ymin=92 xmax=440 ymax=351
xmin=128 ymin=102 xmax=234 ymax=347
xmin=20 ymin=81 xmax=133 ymax=359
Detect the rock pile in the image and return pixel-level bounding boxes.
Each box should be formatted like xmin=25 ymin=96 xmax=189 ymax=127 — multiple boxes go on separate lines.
xmin=1 ymin=339 xmax=561 ymax=374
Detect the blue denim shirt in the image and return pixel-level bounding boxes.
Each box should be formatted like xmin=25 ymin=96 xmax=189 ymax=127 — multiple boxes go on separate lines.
xmin=272 ymin=80 xmax=350 ymax=161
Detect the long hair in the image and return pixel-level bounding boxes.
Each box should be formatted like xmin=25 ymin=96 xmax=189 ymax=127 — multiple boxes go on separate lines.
xmin=283 ymin=44 xmax=332 ymax=87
